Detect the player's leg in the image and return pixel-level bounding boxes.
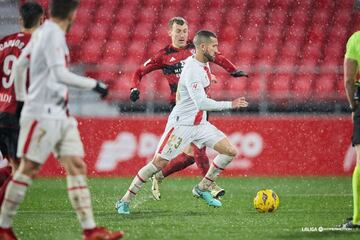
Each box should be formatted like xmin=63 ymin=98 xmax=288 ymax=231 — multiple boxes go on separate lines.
xmin=0 ymin=130 xmax=21 ymax=206
xmin=0 ymin=131 xmax=14 ymax=187
xmin=151 ymin=145 xmax=195 ymax=200
xmin=60 ymin=156 xmax=122 ymax=239
xmin=192 ymin=123 xmax=237 ymax=207
xmin=116 ymin=154 xmax=167 ymax=214
xmin=349 ymin=145 xmax=360 ymax=226
xmin=339 ymin=111 xmax=360 ymax=229
xmin=0 ymin=158 xmax=40 ymax=237
xmin=157 ymin=149 xmax=195 ymax=179
xmin=197 ymin=137 xmax=236 ymax=190
xmin=61 ymin=156 xmax=96 ymax=228
xmin=59 ymin=117 xmax=123 ymax=239
xmin=0 ymin=159 xmax=20 ymax=206
xmin=117 ymin=125 xmax=192 ymax=214
xmin=153 ymin=143 xmax=211 ymax=180
xmin=0 ymin=118 xmax=53 ymax=238
xmin=192 ymin=138 xmax=236 ymax=207
xmin=152 ymin=143 xmax=225 ymax=199
xmin=192 ymin=144 xmax=226 ymax=198
xmin=340 ymin=145 xmax=360 ymax=229
xmin=192 ymin=144 xmax=209 ymax=176
xmin=152 ymin=119 xmax=196 ymax=185
xmin=0 ymin=165 xmax=12 ymax=188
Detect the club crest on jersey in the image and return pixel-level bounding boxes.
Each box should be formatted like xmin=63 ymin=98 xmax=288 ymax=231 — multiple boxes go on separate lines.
xmin=169 ymin=57 xmax=176 ymax=62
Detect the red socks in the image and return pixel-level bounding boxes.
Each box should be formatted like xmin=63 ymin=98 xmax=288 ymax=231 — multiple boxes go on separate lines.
xmin=162 ymin=153 xmax=195 ymax=177
xmin=161 ymin=145 xmax=210 ymax=177
xmin=193 ymin=145 xmax=210 ymax=176
xmin=0 ymin=167 xmax=12 ymax=188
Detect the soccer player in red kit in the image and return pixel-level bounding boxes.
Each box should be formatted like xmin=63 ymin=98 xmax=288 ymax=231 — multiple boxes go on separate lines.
xmin=0 ymin=2 xmax=44 ymax=207
xmin=128 ymin=17 xmax=248 ymax=200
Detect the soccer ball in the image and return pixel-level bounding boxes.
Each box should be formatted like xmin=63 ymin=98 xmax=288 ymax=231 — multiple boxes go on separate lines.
xmin=253 ymin=189 xmax=280 ymax=213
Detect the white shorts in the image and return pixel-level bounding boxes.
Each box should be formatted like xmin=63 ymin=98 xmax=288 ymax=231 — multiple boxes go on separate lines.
xmin=156 ymin=122 xmax=226 ymax=161
xmin=17 ymin=116 xmax=84 ymax=164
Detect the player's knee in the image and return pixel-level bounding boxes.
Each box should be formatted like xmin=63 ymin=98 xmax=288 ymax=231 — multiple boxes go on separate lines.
xmin=20 ymin=158 xmax=41 ymax=178
xmin=10 ymin=159 xmax=20 ymax=171
xmin=226 ymin=147 xmax=238 ymax=158
xmin=152 ymin=155 xmax=169 ymax=169
xmin=75 ymin=159 xmax=87 ymax=173
xmin=71 ymin=157 xmax=87 ymax=174
xmin=61 ymin=156 xmax=87 ymax=175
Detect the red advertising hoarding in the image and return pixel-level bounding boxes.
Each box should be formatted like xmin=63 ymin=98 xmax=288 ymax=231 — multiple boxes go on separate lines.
xmin=39 ymin=115 xmax=355 ymax=177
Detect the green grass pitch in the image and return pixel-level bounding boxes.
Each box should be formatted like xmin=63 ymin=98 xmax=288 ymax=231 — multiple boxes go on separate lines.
xmin=12 ymin=177 xmax=359 ymax=239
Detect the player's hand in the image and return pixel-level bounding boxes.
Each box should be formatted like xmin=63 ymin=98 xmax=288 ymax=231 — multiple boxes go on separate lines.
xmin=130 ymin=88 xmax=140 ymax=102
xmin=231 ymin=69 xmax=248 ymax=78
xmin=16 ymin=101 xmax=24 ymax=119
xmin=231 ymin=97 xmax=248 ymax=109
xmin=93 ymin=81 xmax=108 ymax=98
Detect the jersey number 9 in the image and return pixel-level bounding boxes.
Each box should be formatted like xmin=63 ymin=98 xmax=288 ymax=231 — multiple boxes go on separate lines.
xmin=2 ymin=54 xmax=17 ymax=89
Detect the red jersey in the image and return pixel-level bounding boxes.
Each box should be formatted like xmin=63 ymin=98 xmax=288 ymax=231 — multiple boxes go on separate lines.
xmin=131 ymin=41 xmax=237 ymax=104
xmin=0 ymin=32 xmax=31 ymax=127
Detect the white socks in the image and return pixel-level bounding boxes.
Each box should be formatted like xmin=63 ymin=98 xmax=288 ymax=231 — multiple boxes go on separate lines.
xmin=122 ymin=162 xmax=159 ymax=203
xmin=0 ymin=173 xmax=96 ymax=230
xmin=67 ymin=175 xmax=96 ymax=229
xmin=199 ymin=154 xmax=233 ymax=190
xmin=0 ymin=172 xmax=32 ymax=228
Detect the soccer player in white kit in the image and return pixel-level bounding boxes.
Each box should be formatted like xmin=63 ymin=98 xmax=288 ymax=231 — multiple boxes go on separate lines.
xmin=0 ymin=1 xmax=124 ymax=239
xmin=116 ymin=30 xmax=248 ymax=214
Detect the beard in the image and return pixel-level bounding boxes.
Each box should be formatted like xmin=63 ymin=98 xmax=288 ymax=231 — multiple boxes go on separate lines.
xmin=204 ymin=50 xmax=214 ymax=62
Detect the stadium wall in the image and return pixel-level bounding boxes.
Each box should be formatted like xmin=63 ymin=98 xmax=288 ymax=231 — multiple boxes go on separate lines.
xmin=39 ymin=116 xmax=355 ymax=177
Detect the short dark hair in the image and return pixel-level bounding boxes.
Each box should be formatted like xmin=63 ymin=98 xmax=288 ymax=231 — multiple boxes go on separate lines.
xmin=193 ymin=30 xmax=217 ymax=46
xmin=50 ymin=0 xmax=79 ymax=19
xmin=20 ymin=2 xmax=44 ymax=29
xmin=168 ymin=16 xmax=188 ymax=29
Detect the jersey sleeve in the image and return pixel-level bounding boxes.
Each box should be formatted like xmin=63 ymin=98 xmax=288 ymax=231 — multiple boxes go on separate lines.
xmin=44 ymin=30 xmax=67 ymax=68
xmin=52 ymin=65 xmax=96 ymax=90
xmin=186 ymin=69 xmax=232 ymax=111
xmin=345 ymin=32 xmax=360 ymax=62
xmin=213 ymin=53 xmax=237 ymax=73
xmin=13 ymin=39 xmax=32 ymax=101
xmin=131 ymin=51 xmax=164 ymax=89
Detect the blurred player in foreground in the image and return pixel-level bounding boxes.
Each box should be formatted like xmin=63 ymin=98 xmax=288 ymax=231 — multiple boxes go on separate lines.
xmin=341 ymin=31 xmax=360 ymax=229
xmin=129 ymin=17 xmax=248 ymax=200
xmin=0 ymin=2 xmax=43 ymax=206
xmin=0 ymin=0 xmax=123 ymax=239
xmin=116 ymin=30 xmax=248 ymax=214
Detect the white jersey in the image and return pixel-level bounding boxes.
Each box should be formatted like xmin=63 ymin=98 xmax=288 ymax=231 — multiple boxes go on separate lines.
xmin=168 ymin=56 xmax=232 ymax=126
xmin=20 ymin=20 xmax=72 ymax=119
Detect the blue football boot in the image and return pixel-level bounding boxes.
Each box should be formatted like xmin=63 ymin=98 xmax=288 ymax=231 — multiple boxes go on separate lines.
xmin=192 ymin=185 xmax=222 ymax=207
xmin=115 ymin=200 xmax=130 ymax=215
